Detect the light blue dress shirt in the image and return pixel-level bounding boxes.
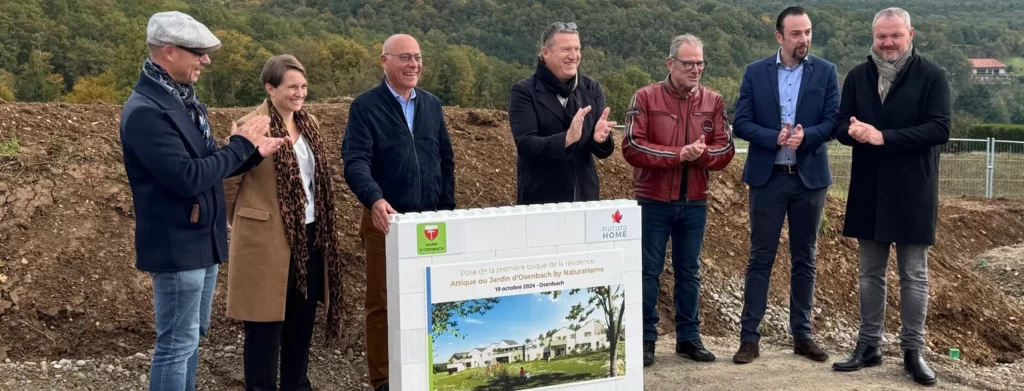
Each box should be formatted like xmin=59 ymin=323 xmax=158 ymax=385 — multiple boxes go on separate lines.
xmin=386 ymin=80 xmax=417 ymax=133
xmin=776 ymin=49 xmax=804 ymax=165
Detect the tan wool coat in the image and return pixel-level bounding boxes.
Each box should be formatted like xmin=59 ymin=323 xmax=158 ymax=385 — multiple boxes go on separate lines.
xmin=223 ymin=101 xmax=330 ymax=322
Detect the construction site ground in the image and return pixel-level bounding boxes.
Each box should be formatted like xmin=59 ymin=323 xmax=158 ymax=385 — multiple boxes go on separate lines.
xmin=0 ymin=102 xmax=1021 ymax=390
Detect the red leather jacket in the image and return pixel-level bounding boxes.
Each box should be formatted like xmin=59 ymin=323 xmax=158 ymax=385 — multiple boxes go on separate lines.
xmin=621 ymin=79 xmax=735 ymax=202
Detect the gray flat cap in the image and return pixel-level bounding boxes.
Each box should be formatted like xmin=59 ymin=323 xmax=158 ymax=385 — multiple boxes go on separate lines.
xmin=146 ymin=11 xmax=221 ymax=54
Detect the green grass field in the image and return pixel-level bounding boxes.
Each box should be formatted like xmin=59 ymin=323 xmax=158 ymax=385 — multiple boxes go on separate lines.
xmin=1004 ymin=57 xmax=1024 ymax=71
xmin=432 ymin=345 xmax=626 ymax=391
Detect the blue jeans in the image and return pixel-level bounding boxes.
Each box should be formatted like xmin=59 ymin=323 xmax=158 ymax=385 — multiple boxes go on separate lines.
xmin=149 ymin=264 xmax=218 ymax=391
xmin=640 ymin=202 xmax=707 ymax=342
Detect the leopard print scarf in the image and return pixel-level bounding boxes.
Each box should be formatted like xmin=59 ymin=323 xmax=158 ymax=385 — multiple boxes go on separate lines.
xmin=267 ymin=100 xmax=344 ymax=344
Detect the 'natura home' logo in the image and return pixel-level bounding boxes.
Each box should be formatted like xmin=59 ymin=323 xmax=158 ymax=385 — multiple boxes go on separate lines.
xmin=603 ymin=210 xmax=628 ymax=239
xmin=417 ymin=222 xmax=447 ymax=255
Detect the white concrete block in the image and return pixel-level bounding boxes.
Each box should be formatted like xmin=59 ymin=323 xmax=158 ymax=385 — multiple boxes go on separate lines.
xmin=397 ymin=256 xmax=432 ymax=295
xmin=385 ymin=224 xmax=399 ymax=259
xmin=558 ymin=380 xmax=617 ymax=391
xmin=388 ymin=325 xmax=401 ymax=386
xmin=464 ymin=214 xmax=527 ymax=253
xmin=400 ymin=363 xmax=428 ymax=391
xmin=496 ymin=246 xmax=557 ymax=260
xmin=556 ymin=243 xmax=589 ymax=254
xmin=617 ymin=376 xmax=643 ymax=391
xmin=625 ymin=303 xmax=641 ymax=338
xmin=527 ymin=210 xmax=586 ymax=247
xmin=400 ymin=328 xmax=428 ymax=365
xmin=624 ymin=271 xmax=641 ymax=305
xmin=465 ymin=251 xmax=497 ymax=261
xmin=626 ymin=334 xmax=642 ymax=369
xmin=590 ymin=379 xmax=620 ymax=391
xmin=400 ymin=293 xmax=427 ymax=330
xmin=614 ymin=239 xmax=642 ymax=272
xmin=430 ymin=250 xmax=497 ymax=266
xmin=588 ymin=242 xmax=615 ymax=251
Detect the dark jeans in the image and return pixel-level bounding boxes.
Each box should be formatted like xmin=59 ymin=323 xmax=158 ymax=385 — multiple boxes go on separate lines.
xmin=740 ymin=169 xmax=826 ymax=343
xmin=640 ymin=202 xmax=708 ymax=342
xmin=243 ymin=223 xmax=324 ymax=391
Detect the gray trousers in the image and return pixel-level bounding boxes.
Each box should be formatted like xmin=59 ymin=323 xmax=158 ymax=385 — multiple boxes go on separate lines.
xmin=857 ymin=239 xmax=930 ymax=351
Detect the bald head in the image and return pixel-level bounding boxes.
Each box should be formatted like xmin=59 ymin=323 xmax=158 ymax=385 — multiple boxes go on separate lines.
xmin=380 ymin=34 xmax=423 ymax=97
xmin=382 ymin=34 xmax=418 ymax=55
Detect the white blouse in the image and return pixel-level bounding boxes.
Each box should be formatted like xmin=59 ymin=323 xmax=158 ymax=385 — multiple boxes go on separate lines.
xmin=293 ymin=134 xmax=316 ymax=224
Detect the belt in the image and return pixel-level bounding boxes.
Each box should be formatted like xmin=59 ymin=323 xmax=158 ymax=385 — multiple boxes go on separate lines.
xmin=774 ymin=164 xmax=797 ymax=174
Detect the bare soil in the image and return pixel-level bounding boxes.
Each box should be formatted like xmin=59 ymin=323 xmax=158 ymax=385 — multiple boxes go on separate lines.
xmin=1 ymin=101 xmax=1023 ymax=390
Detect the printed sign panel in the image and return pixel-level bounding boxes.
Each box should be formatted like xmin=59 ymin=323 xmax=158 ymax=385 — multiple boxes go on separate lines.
xmin=426 ymin=250 xmax=627 ymax=391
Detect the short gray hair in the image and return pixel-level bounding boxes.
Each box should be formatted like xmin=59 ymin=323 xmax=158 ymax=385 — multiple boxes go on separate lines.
xmin=873 ymin=7 xmax=912 ymax=30
xmin=669 ymin=34 xmax=703 ymax=57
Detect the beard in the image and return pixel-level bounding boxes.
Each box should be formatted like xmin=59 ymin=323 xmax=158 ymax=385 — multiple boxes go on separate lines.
xmin=791 ymin=45 xmax=809 ymax=62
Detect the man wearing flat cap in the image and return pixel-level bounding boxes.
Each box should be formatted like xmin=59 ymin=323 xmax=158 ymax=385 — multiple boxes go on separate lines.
xmin=118 ymin=10 xmax=285 ymax=390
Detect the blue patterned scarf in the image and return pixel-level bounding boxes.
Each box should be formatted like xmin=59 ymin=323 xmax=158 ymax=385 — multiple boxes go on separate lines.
xmin=142 ymin=58 xmax=216 ymax=153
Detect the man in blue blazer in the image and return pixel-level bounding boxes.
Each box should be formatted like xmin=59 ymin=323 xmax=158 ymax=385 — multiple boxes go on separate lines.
xmin=731 ymin=6 xmax=839 ymax=365
xmin=118 ymin=11 xmax=284 ymax=390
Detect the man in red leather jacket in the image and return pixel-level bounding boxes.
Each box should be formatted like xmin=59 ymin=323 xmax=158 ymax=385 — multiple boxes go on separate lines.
xmin=621 ymin=33 xmax=735 ymax=367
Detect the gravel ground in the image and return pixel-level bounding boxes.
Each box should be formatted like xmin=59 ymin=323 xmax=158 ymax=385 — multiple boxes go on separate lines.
xmin=1 ymin=336 xmax=1021 ymax=391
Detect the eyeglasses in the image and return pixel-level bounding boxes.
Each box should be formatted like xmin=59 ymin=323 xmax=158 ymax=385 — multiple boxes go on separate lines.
xmin=553 ymin=22 xmax=577 ymax=32
xmin=384 ymin=52 xmax=423 ymax=63
xmin=670 ymin=57 xmax=707 ymax=71
xmin=178 ymin=46 xmax=205 ymax=57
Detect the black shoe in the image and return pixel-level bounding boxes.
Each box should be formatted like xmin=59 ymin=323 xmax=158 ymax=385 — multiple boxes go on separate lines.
xmin=676 ymin=339 xmax=716 ymax=362
xmin=643 ymin=340 xmax=656 ymax=367
xmin=374 ymin=383 xmax=389 ymax=391
xmin=832 ymin=341 xmax=882 ymax=372
xmin=732 ymin=341 xmax=759 ymax=364
xmin=794 ymin=338 xmax=830 ymax=362
xmin=904 ymin=350 xmax=937 ymax=386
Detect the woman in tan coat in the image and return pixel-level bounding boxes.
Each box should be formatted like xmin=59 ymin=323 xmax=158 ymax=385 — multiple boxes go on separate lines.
xmin=224 ymin=54 xmax=343 ymax=391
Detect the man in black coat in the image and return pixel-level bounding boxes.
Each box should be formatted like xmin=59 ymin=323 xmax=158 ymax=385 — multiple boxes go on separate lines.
xmin=508 ymin=22 xmax=618 ymax=205
xmin=830 ymin=8 xmax=950 ymax=386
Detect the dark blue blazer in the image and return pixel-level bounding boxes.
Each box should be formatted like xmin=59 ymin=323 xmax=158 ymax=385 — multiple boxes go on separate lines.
xmin=119 ymin=71 xmax=260 ymax=273
xmin=733 ymin=54 xmax=840 ymax=189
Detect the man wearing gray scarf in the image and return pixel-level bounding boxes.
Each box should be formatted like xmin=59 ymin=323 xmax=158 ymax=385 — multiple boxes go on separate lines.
xmin=831 ymin=7 xmax=951 ymax=387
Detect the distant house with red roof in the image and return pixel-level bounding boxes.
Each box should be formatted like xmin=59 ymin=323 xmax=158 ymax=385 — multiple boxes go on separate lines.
xmin=969 ymin=58 xmax=1013 ymax=84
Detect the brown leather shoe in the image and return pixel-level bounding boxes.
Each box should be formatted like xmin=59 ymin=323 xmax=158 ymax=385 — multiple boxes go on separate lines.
xmin=794 ymin=338 xmax=830 ymax=362
xmin=732 ymin=341 xmax=759 ymax=364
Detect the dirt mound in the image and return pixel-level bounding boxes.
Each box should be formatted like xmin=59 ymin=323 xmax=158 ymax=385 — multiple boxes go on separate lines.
xmin=973 ymin=244 xmax=1024 ymax=306
xmin=1 ymin=102 xmax=1023 ymax=371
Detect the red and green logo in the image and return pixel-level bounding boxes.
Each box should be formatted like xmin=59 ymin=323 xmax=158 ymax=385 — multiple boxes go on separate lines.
xmin=417 ymin=222 xmax=447 ymax=255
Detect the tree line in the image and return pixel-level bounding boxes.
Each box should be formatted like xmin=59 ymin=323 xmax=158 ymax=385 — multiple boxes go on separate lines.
xmin=3 ymin=0 xmax=1024 ymax=129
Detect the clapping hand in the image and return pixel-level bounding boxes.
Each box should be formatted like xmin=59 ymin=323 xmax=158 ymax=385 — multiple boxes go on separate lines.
xmin=231 ymin=115 xmax=287 ymax=157
xmin=849 ymin=117 xmax=884 ymax=146
xmin=565 ymin=106 xmax=593 ymax=147
xmin=678 ymin=135 xmax=706 ymax=162
xmin=778 ymin=123 xmax=791 ymax=146
xmin=593 ymin=107 xmax=616 ymax=143
xmin=787 ymin=124 xmax=804 ymax=150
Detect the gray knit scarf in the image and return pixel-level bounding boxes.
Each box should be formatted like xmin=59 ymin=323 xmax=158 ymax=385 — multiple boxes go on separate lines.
xmin=870 ymin=42 xmax=914 ymax=103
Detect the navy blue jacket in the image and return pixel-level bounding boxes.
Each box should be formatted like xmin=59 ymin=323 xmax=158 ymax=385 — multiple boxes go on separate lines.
xmin=119 ymin=70 xmax=261 ymax=272
xmin=508 ymin=73 xmax=615 ymax=205
xmin=733 ymin=54 xmax=840 ymax=189
xmin=342 ymin=79 xmax=456 ymax=214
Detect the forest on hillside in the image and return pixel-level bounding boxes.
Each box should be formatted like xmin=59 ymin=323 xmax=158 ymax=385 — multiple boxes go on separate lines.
xmin=2 ymin=0 xmax=1024 ymax=127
